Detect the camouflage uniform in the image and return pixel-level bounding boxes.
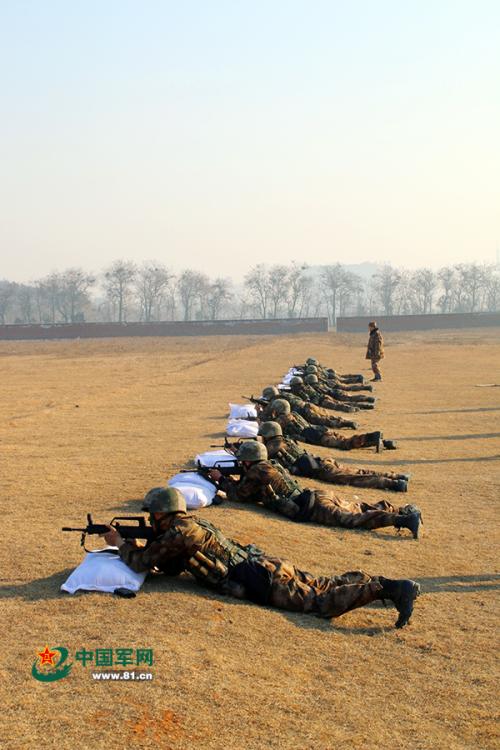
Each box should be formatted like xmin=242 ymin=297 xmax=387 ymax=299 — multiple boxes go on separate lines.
xmin=313 ymin=381 xmax=376 ymax=405
xmin=289 ymin=383 xmax=360 ymax=413
xmin=219 ymin=461 xmax=402 ymax=530
xmin=366 ymin=327 xmax=384 ymax=379
xmin=274 ymin=412 xmax=379 ymax=451
xmin=118 ymin=512 xmax=385 ymax=618
xmin=260 ymin=393 xmax=357 ymax=427
xmin=265 ymin=434 xmax=406 ymax=491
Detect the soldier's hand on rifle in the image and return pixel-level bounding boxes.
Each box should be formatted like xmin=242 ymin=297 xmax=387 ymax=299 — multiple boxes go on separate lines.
xmin=100 ymin=524 xmax=124 ymax=548
xmin=209 ymin=469 xmax=222 ymax=481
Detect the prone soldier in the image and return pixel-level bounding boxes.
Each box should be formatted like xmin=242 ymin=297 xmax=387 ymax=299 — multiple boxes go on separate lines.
xmin=103 ymin=487 xmax=421 ymax=628
xmin=269 ymin=398 xmax=397 ymax=451
xmin=211 ymin=442 xmax=421 ymax=537
xmin=287 ymin=377 xmax=374 ymax=412
xmin=258 ymin=386 xmax=359 ymax=430
xmin=258 ymin=421 xmax=409 ymax=492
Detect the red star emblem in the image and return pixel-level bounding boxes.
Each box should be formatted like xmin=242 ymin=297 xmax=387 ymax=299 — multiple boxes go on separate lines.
xmin=38 ymin=646 xmax=57 ymax=667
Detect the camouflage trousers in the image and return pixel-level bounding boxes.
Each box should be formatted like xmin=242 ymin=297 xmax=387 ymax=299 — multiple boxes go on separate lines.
xmin=316 ymin=458 xmax=405 ymax=490
xmin=319 ymin=395 xmax=358 ymax=413
xmin=332 ymin=391 xmax=375 ymax=404
xmin=310 ymin=490 xmax=399 ymax=530
xmin=371 ymin=359 xmax=382 ymax=378
xmin=319 ymin=430 xmax=375 ymax=451
xmin=261 ymin=558 xmax=382 ymax=618
xmin=301 ymin=403 xmax=356 ymax=429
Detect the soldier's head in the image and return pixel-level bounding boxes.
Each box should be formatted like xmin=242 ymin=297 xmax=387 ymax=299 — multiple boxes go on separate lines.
xmin=305 ymin=364 xmax=318 ymax=375
xmin=237 ymin=440 xmax=268 ymax=467
xmin=262 ymin=385 xmax=279 ymax=400
xmin=306 ymin=357 xmax=318 ymax=366
xmin=270 ymin=398 xmax=291 ymax=417
xmin=304 ymin=373 xmax=319 ymax=385
xmin=289 ymin=376 xmax=303 ymax=389
xmin=258 ymin=421 xmax=283 ymax=442
xmin=144 ymin=487 xmax=187 ymax=527
xmin=369 ymin=320 xmax=377 ymax=330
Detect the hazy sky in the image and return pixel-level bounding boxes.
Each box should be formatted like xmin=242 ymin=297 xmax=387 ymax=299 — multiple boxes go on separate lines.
xmin=1 ymin=0 xmax=499 ymax=282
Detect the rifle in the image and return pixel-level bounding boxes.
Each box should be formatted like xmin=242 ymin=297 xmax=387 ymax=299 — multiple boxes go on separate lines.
xmin=210 ymin=437 xmax=255 ymax=451
xmin=62 ymin=514 xmax=155 ymax=551
xmin=242 ymin=394 xmax=269 ymax=407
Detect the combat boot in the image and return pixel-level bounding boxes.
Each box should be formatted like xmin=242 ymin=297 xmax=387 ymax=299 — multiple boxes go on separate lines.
xmin=365 ymin=431 xmax=383 ymax=452
xmin=394 ymin=479 xmax=408 ymax=492
xmin=358 ymin=403 xmax=375 ymax=410
xmin=383 ymin=439 xmax=397 ymax=450
xmin=394 ymin=510 xmax=421 ymax=539
xmin=378 ymin=578 xmax=421 ymax=628
xmin=346 ymin=421 xmax=359 ymax=430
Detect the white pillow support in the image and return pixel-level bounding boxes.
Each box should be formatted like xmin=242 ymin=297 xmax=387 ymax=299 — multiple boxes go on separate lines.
xmin=228 ymin=403 xmax=258 ymax=419
xmin=168 ymin=471 xmax=217 ymax=508
xmin=195 ymin=449 xmax=238 ymax=468
xmin=226 ymin=419 xmax=259 ymax=438
xmin=61 ymin=550 xmax=147 ymax=594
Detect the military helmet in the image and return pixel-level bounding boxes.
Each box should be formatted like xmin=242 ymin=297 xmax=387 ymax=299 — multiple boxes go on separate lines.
xmin=142 ymin=486 xmax=164 ymax=511
xmin=306 ymin=357 xmax=318 ymax=365
xmin=258 ymin=421 xmax=283 ymax=439
xmin=237 ymin=441 xmax=268 ymax=462
xmin=270 ymin=398 xmax=291 ymax=415
xmin=262 ymin=385 xmax=279 ymax=400
xmin=290 ymin=376 xmax=303 ymax=386
xmin=147 ymin=487 xmax=187 ymax=514
xmin=305 ymin=365 xmax=318 ymax=374
xmin=149 ymin=487 xmax=187 ymax=513
xmin=305 ymin=374 xmax=319 ymax=384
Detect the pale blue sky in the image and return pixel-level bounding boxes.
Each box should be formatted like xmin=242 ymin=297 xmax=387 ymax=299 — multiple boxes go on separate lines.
xmin=1 ymin=0 xmax=499 ymax=281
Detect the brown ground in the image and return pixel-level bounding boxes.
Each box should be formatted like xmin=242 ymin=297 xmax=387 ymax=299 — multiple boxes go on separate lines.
xmin=1 ymin=329 xmax=499 ymax=750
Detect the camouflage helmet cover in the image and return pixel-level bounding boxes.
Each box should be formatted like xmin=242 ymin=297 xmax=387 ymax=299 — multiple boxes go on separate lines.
xmin=258 ymin=421 xmax=283 ymax=438
xmin=146 ymin=487 xmax=187 ymax=514
xmin=262 ymin=385 xmax=279 ymax=400
xmin=305 ymin=365 xmax=318 ymax=374
xmin=270 ymin=398 xmax=291 ymax=415
xmin=290 ymin=376 xmax=303 ymax=386
xmin=306 ymin=357 xmax=318 ymax=365
xmin=237 ymin=441 xmax=268 ymax=462
xmin=305 ymin=374 xmax=319 ymax=384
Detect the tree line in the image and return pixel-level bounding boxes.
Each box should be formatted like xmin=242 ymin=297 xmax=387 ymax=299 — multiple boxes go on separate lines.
xmin=0 ymin=260 xmax=498 ymax=326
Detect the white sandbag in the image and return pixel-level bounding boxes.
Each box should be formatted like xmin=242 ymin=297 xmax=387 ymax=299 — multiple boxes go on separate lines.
xmin=168 ymin=471 xmax=217 ymax=508
xmin=226 ymin=419 xmax=259 ymax=438
xmin=228 ymin=403 xmax=258 ymax=419
xmin=195 ymin=449 xmax=238 ymax=468
xmin=61 ymin=550 xmax=147 ymax=594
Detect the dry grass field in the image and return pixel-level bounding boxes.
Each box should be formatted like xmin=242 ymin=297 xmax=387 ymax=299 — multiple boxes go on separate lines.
xmin=1 ymin=329 xmax=499 ymax=750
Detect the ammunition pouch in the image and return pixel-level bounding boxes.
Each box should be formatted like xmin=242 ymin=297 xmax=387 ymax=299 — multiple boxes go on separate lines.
xmin=293 ymin=489 xmax=316 ymax=521
xmin=228 ymin=558 xmax=273 ymax=604
xmin=293 ymin=453 xmax=320 ymax=478
xmin=300 ymin=426 xmax=325 ymax=445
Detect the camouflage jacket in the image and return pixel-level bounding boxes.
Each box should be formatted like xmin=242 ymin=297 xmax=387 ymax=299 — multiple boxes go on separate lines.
xmin=274 ymin=411 xmax=312 ymax=440
xmin=290 ymin=384 xmax=322 ymax=405
xmin=118 ymin=513 xmax=253 ymax=586
xmin=366 ymin=328 xmax=384 ymax=360
xmin=265 ymin=435 xmax=307 ymax=471
xmin=219 ymin=460 xmax=306 ymax=519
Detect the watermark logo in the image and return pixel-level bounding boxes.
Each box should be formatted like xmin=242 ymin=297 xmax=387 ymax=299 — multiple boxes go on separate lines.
xmin=31 ymin=646 xmax=153 ymax=682
xmin=32 ymin=645 xmax=73 ymax=682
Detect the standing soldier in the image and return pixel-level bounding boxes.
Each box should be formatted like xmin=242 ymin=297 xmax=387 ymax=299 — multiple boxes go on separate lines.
xmin=258 ymin=421 xmax=409 ymax=492
xmin=104 ymin=488 xmax=421 ymax=628
xmin=366 ymin=321 xmax=384 ymax=382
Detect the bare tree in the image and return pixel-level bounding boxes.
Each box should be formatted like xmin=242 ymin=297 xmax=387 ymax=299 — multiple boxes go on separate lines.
xmin=15 ymin=284 xmax=37 ymax=323
xmin=411 ymin=268 xmax=437 ymax=314
xmin=338 ymin=271 xmax=363 ymax=317
xmin=135 ymin=262 xmax=173 ymax=321
xmin=177 ymin=270 xmax=209 ymax=321
xmin=458 ymin=263 xmax=487 ymax=312
xmin=104 ymin=260 xmax=137 ymax=322
xmin=244 ymin=265 xmax=272 ymax=319
xmin=206 ymin=277 xmax=233 ymax=320
xmin=437 ymin=266 xmax=456 ymax=313
xmin=0 ymin=281 xmax=17 ymax=324
xmin=485 ymin=271 xmax=500 ymax=312
xmin=373 ymin=265 xmax=401 ymax=315
xmin=53 ymin=268 xmax=95 ymax=323
xmin=267 ymin=265 xmax=290 ymax=318
xmin=320 ymin=264 xmax=361 ymax=324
